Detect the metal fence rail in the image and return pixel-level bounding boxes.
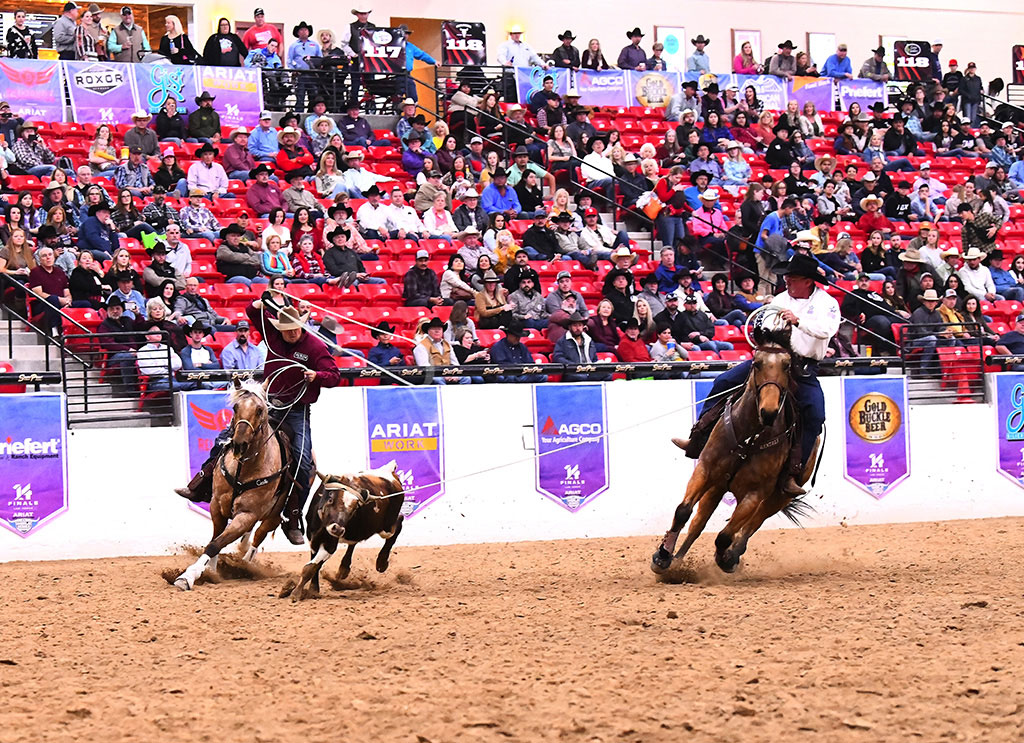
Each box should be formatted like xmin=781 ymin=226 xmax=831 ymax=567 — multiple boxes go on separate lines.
xmin=898 ymin=322 xmax=986 ymax=404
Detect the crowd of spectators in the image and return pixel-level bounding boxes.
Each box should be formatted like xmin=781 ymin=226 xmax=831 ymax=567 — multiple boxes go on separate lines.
xmin=3 ymin=17 xmax=1024 ymax=391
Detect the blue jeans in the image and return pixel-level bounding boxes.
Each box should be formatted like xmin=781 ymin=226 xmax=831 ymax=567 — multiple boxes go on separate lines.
xmin=999 ymin=286 xmax=1024 ymax=302
xmin=228 ymin=170 xmax=249 ymax=181
xmin=107 ymin=351 xmax=139 ymax=390
xmin=148 ymin=375 xmax=197 ymax=391
xmin=226 ymin=276 xmax=253 ymax=286
xmin=883 ymin=158 xmax=914 ymax=173
xmin=277 ymin=403 xmax=314 ymax=512
xmin=121 ymin=224 xmax=156 ymax=240
xmin=697 ymin=340 xmax=734 ymax=352
xmin=656 ymin=214 xmax=685 ymax=250
xmin=701 ymin=359 xmax=824 ymax=467
xmin=26 ymin=164 xmax=55 ymax=178
xmin=962 ymin=101 xmax=980 ymax=127
xmin=716 ymin=309 xmax=747 ymax=326
xmin=186 ymin=231 xmax=219 ymax=242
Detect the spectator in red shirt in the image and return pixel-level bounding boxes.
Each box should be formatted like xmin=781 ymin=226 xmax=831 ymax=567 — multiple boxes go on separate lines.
xmin=28 ymin=246 xmax=71 ymax=331
xmin=223 ymin=127 xmax=256 ymax=181
xmin=857 ymin=194 xmax=894 ymax=237
xmin=242 ymin=8 xmax=282 ymax=51
xmin=616 ymin=317 xmax=652 ymax=361
xmin=274 ymin=127 xmax=315 ymax=180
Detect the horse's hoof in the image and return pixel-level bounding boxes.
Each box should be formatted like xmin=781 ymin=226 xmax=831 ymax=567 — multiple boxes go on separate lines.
xmin=174 ymin=576 xmax=192 ymax=591
xmin=650 ymin=547 xmax=674 ymax=574
xmin=375 ymin=558 xmax=389 ymax=573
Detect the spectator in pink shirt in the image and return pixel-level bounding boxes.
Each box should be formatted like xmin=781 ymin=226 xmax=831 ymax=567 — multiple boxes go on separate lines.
xmin=733 ymin=41 xmax=763 ymax=74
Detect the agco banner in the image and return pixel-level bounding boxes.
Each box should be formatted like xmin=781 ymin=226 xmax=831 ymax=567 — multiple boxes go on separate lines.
xmin=0 ymin=393 xmax=67 ymax=538
xmin=441 ymin=21 xmax=486 ymax=66
xmin=995 ymin=373 xmax=1024 ymax=488
xmin=533 ymin=384 xmax=608 ymax=511
xmin=180 ymin=390 xmax=233 ymax=517
xmin=842 ymin=377 xmax=910 ymax=498
xmin=365 ymin=386 xmax=444 ymax=516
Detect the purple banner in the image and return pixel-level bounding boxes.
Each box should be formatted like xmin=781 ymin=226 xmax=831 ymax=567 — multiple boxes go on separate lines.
xmin=627 ymin=70 xmax=681 ymax=108
xmin=788 ymin=76 xmax=835 ymax=112
xmin=693 ymin=379 xmax=735 ymax=506
xmin=843 ymin=377 xmax=910 ymax=498
xmin=534 ymin=383 xmax=608 ymax=511
xmin=366 ymin=387 xmax=444 ymax=517
xmin=133 ymin=62 xmax=199 ymax=115
xmin=64 ymin=60 xmax=139 ymax=126
xmin=0 ymin=59 xmax=64 ymax=123
xmin=514 ymin=66 xmax=570 ymax=104
xmin=194 ymin=66 xmax=264 ymax=127
xmin=181 ymin=390 xmax=233 ymax=516
xmin=572 ymin=69 xmax=629 ymax=107
xmin=0 ymin=393 xmax=67 ymax=538
xmin=837 ymin=78 xmax=885 ymax=113
xmin=995 ymin=374 xmax=1024 ymax=488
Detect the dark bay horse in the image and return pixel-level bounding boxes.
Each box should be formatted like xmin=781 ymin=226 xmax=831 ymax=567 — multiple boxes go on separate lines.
xmin=651 ymin=344 xmax=820 ymax=575
xmin=175 ymin=378 xmax=292 ymax=590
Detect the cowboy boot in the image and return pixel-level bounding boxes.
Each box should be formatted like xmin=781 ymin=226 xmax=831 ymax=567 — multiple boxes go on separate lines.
xmin=671 ymin=399 xmax=724 ymax=459
xmin=280 ymin=485 xmax=306 ymax=545
xmin=781 ymin=441 xmax=806 ymax=496
xmin=175 ymin=462 xmax=214 ymax=502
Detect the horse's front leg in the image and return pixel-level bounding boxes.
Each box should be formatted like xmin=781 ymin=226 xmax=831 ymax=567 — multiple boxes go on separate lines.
xmin=652 ymin=460 xmax=725 ymax=573
xmin=175 ymin=512 xmax=258 ymax=591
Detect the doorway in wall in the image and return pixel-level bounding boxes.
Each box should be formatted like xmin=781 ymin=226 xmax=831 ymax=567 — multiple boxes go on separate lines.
xmin=391 ymin=16 xmax=440 ymax=118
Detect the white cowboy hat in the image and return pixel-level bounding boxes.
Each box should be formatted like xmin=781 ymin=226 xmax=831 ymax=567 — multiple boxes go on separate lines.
xmin=130 ymin=110 xmax=152 ymax=120
xmin=312 ymin=115 xmax=334 ymax=129
xmin=351 ymin=6 xmax=372 ymax=14
xmin=508 ymin=24 xmax=524 ymax=34
xmin=859 ymin=194 xmax=883 ymax=210
xmin=699 ymin=188 xmax=719 ymax=201
xmin=462 ymin=188 xmax=480 ymax=198
xmin=229 ymin=126 xmax=249 ymax=139
xmin=897 ymin=248 xmax=927 ymax=263
xmin=917 ymin=288 xmax=942 ymax=302
xmin=962 ymin=247 xmax=986 ymax=261
xmin=269 ymin=305 xmax=311 ymax=332
xmin=456 ymin=225 xmax=481 ymax=239
xmin=277 ymin=126 xmax=301 ymax=144
xmin=940 ymin=246 xmax=960 ymax=258
xmin=794 ymin=229 xmax=822 ymax=246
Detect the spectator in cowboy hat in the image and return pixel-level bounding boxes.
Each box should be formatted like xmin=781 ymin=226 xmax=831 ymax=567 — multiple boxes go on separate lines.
xmin=496 ymin=23 xmax=550 ymax=68
xmin=618 ymin=27 xmax=647 ymax=70
xmin=857 ymin=194 xmax=894 ymax=236
xmin=489 ymin=319 xmax=534 ymax=381
xmin=412 ymin=317 xmax=472 ymax=384
xmin=187 ymin=91 xmax=221 ymax=144
xmin=552 ymin=312 xmax=607 ymax=381
xmin=287 ymin=21 xmax=321 ymax=112
xmin=687 ymin=34 xmax=711 ymax=74
xmin=367 ymin=321 xmax=405 ymax=368
xmin=124 ymin=110 xmax=158 ymax=157
xmin=959 ymin=246 xmax=999 ymax=302
xmin=859 ymin=46 xmax=891 ymax=82
xmin=275 ymin=126 xmax=316 ymax=180
xmin=186 ymin=142 xmax=230 ymax=199
xmin=769 ymin=39 xmax=797 ymax=78
xmin=223 ymin=127 xmax=256 ymax=181
xmin=303 ymin=97 xmax=341 ymax=138
xmin=452 ymin=188 xmax=489 ymax=234
xmin=552 ymin=29 xmax=580 ymax=69
xmin=246 ymin=163 xmax=284 ymax=216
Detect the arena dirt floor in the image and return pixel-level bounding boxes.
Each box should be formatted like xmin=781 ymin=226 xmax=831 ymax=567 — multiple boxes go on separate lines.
xmin=2 ymin=517 xmax=1023 ymax=742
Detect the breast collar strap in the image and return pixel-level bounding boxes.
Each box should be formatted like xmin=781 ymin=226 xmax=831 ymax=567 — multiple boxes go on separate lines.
xmin=219 ymin=433 xmax=289 ymax=496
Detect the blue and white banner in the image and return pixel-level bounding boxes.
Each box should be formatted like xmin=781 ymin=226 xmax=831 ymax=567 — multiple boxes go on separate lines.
xmin=837 ymin=78 xmax=886 ymax=113
xmin=64 ymin=60 xmax=141 ymax=126
xmin=365 ymin=386 xmax=444 ymax=517
xmin=842 ymin=376 xmax=910 ymax=498
xmin=0 ymin=393 xmax=67 ymax=538
xmin=534 ymin=383 xmax=609 ymax=511
xmin=995 ymin=373 xmax=1024 ymax=488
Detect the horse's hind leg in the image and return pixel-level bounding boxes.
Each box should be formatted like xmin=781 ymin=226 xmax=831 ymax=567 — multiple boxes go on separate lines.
xmin=175 ymin=512 xmax=258 ymax=591
xmin=245 ymin=514 xmax=281 ymax=561
xmin=651 ymin=462 xmax=722 ymax=573
xmin=714 ymin=489 xmax=780 ymax=573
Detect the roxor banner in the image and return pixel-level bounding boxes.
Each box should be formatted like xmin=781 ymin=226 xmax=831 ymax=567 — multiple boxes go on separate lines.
xmin=842 ymin=377 xmax=910 ymax=499
xmin=893 ymin=40 xmax=933 ymax=82
xmin=533 ymin=384 xmax=609 ymax=511
xmin=1013 ymin=45 xmax=1024 ymax=85
xmin=360 ymin=27 xmax=407 ymax=74
xmin=442 ymin=21 xmax=486 ymax=66
xmin=0 ymin=393 xmax=67 ymax=538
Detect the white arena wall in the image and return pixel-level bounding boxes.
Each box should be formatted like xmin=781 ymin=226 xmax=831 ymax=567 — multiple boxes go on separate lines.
xmin=2 ymin=376 xmax=1023 ymax=563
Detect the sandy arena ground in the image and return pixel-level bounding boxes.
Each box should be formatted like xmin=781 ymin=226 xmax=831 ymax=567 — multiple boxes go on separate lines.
xmin=2 ymin=517 xmax=1023 ymax=743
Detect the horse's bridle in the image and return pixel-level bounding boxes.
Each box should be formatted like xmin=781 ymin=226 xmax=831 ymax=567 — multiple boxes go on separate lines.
xmin=753 ymin=379 xmax=789 ymax=411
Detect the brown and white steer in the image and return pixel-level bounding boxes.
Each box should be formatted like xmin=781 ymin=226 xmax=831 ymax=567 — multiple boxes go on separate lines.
xmin=283 ymin=461 xmax=405 ymax=601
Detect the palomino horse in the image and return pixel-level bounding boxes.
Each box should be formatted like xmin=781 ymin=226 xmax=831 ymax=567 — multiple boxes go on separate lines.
xmin=651 ymin=342 xmax=819 ymax=575
xmin=175 ymin=378 xmax=291 ymax=590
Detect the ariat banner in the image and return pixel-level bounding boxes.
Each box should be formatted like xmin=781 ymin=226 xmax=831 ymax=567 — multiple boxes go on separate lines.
xmin=365 ymin=386 xmax=444 ymax=516
xmin=842 ymin=376 xmax=910 ymax=498
xmin=0 ymin=393 xmax=67 ymax=538
xmin=533 ymin=383 xmax=608 ymax=511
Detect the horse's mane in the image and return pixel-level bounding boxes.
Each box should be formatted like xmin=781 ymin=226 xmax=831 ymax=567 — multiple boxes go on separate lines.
xmin=230 ymin=378 xmax=267 ymax=407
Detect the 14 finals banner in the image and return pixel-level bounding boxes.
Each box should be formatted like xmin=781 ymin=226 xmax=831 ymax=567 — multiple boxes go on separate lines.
xmin=365 ymin=386 xmax=444 ymax=517
xmin=842 ymin=377 xmax=910 ymax=499
xmin=181 ymin=390 xmax=234 ymax=517
xmin=0 ymin=393 xmax=68 ymax=538
xmin=994 ymin=373 xmax=1024 ymax=488
xmin=533 ymin=383 xmax=609 ymax=511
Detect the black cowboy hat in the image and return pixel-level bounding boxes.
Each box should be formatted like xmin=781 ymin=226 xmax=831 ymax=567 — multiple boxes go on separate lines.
xmin=146 ymin=242 xmax=168 ymax=255
xmin=36 ymin=224 xmax=58 ymax=241
xmin=195 ymin=142 xmax=218 ymax=156
xmin=326 ymin=226 xmax=350 ymax=243
xmin=87 ymin=203 xmax=111 ymax=216
xmin=703 ymin=82 xmax=720 ymax=94
xmin=777 ymin=39 xmax=795 ymax=49
xmin=872 ymin=46 xmax=886 ymax=55
xmin=571 ymin=106 xmax=590 ymax=117
xmin=557 ymin=30 xmax=576 ymax=41
xmin=562 ymin=311 xmax=587 ymax=326
xmin=492 ymin=166 xmax=509 ymax=179
xmin=773 ymin=252 xmax=828 ymax=282
xmin=328 ymin=203 xmax=352 ymax=219
xmin=424 ymin=317 xmax=447 ymax=331
xmin=410 ymin=113 xmax=427 ymax=126
xmin=404 ymin=131 xmax=423 ymax=144
xmin=292 ymin=21 xmax=314 ymax=37
xmin=188 ymin=320 xmax=208 ymax=335
xmin=553 ymin=211 xmax=574 ymax=223
xmin=772 ymin=121 xmax=792 ymax=135
xmin=363 ymin=184 xmax=382 ymax=197
xmin=248 ymin=163 xmax=274 ymax=179
xmin=501 ymin=320 xmax=526 ymax=337
xmin=620 ymin=317 xmax=641 ymax=331
xmin=219 ymin=223 xmax=245 ymax=239
xmin=682 ymin=80 xmax=698 ymax=90
xmin=371 ymin=320 xmax=396 ymax=338
xmin=689 ymin=170 xmax=711 ymax=185
xmin=114 ymin=270 xmax=135 ymax=283
xmin=626 ymin=27 xmax=644 ymax=39
xmin=194 ymin=91 xmax=216 ymax=104
xmin=512 ymin=144 xmax=530 ymax=158
xmin=868 ymin=101 xmax=886 ymax=113
xmin=691 ymin=35 xmax=710 ymax=45
xmin=106 ymin=296 xmax=125 ymax=309
xmin=586 ymin=135 xmax=608 ymax=153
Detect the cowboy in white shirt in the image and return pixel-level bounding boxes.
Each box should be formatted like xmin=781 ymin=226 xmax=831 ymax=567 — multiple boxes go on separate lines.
xmin=676 ymin=253 xmax=839 ymax=495
xmin=959 ymin=247 xmax=998 ymax=302
xmin=355 ymin=185 xmax=390 ymax=239
xmin=386 ymin=188 xmax=426 ymax=239
xmin=496 ymin=25 xmax=551 ymax=68
xmin=341 ymin=150 xmax=389 ymax=196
